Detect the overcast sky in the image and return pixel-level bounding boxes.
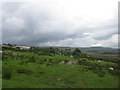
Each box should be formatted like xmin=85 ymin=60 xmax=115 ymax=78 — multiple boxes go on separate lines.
xmin=1 ymin=0 xmax=119 ymax=47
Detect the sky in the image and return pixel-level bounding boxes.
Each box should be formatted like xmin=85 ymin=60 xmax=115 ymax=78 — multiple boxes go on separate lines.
xmin=1 ymin=0 xmax=119 ymax=48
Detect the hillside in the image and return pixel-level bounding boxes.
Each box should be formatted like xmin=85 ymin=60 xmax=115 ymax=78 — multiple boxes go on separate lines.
xmin=2 ymin=44 xmax=119 ymax=88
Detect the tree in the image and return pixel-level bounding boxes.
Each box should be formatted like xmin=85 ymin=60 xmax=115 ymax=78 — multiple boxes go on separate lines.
xmin=74 ymin=48 xmax=81 ymax=53
xmin=72 ymin=48 xmax=81 ymax=58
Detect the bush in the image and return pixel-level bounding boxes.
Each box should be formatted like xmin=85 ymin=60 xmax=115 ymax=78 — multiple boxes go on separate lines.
xmin=93 ymin=69 xmax=106 ymax=77
xmin=36 ymin=59 xmax=45 ymax=64
xmin=29 ymin=56 xmax=35 ymax=62
xmin=108 ymin=69 xmax=120 ymax=76
xmin=46 ymin=62 xmax=54 ymax=66
xmin=36 ymin=66 xmax=45 ymax=75
xmin=18 ymin=60 xmax=29 ymax=65
xmin=18 ymin=61 xmax=25 ymax=65
xmin=16 ymin=67 xmax=32 ymax=75
xmin=2 ymin=67 xmax=12 ymax=79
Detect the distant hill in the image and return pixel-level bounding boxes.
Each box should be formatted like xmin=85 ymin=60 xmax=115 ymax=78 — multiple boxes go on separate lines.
xmin=57 ymin=47 xmax=118 ymax=54
xmin=79 ymin=47 xmax=118 ymax=54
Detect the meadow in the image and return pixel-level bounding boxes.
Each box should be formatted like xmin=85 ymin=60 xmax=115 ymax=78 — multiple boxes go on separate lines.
xmin=2 ymin=45 xmax=119 ymax=88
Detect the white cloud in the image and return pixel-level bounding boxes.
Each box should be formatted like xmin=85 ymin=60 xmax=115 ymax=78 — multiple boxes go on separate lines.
xmin=100 ymin=34 xmax=118 ymax=48
xmin=91 ymin=43 xmax=103 ymax=47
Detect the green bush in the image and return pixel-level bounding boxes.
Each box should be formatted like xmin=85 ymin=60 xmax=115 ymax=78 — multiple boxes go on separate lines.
xmin=93 ymin=69 xmax=106 ymax=77
xmin=36 ymin=60 xmax=44 ymax=64
xmin=36 ymin=66 xmax=45 ymax=75
xmin=108 ymin=69 xmax=120 ymax=76
xmin=16 ymin=67 xmax=32 ymax=75
xmin=2 ymin=67 xmax=12 ymax=79
xmin=29 ymin=56 xmax=35 ymax=62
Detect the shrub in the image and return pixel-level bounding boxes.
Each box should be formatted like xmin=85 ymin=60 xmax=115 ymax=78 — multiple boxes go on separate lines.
xmin=16 ymin=67 xmax=32 ymax=75
xmin=36 ymin=66 xmax=45 ymax=74
xmin=18 ymin=61 xmax=25 ymax=65
xmin=93 ymin=69 xmax=106 ymax=77
xmin=29 ymin=56 xmax=35 ymax=62
xmin=36 ymin=59 xmax=45 ymax=64
xmin=2 ymin=67 xmax=12 ymax=79
xmin=108 ymin=69 xmax=120 ymax=76
xmin=18 ymin=60 xmax=29 ymax=65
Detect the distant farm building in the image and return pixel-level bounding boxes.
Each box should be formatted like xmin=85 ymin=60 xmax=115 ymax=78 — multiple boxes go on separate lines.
xmin=0 ymin=50 xmax=2 ymax=54
xmin=14 ymin=45 xmax=30 ymax=50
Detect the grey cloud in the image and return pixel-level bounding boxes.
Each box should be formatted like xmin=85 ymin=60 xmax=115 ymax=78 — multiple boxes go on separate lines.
xmin=2 ymin=2 xmax=118 ymax=48
xmin=90 ymin=20 xmax=118 ymax=40
xmin=0 ymin=3 xmax=2 ymax=44
xmin=2 ymin=3 xmax=79 ymax=45
xmin=2 ymin=2 xmax=22 ymax=13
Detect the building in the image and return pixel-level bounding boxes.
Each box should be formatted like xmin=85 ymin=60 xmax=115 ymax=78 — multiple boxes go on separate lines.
xmin=0 ymin=50 xmax=2 ymax=54
xmin=14 ymin=45 xmax=30 ymax=50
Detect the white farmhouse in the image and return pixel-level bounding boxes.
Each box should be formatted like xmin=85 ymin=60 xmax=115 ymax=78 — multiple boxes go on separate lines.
xmin=15 ymin=45 xmax=30 ymax=50
xmin=20 ymin=46 xmax=30 ymax=50
xmin=0 ymin=50 xmax=2 ymax=54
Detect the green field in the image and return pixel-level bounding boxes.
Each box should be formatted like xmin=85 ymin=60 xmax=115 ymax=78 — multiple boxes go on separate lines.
xmin=2 ymin=46 xmax=119 ymax=88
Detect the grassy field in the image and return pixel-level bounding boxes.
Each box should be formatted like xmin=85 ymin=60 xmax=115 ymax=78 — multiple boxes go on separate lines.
xmin=2 ymin=46 xmax=119 ymax=88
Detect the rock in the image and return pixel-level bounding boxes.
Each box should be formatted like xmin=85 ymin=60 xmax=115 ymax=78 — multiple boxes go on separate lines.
xmin=98 ymin=60 xmax=101 ymax=62
xmin=109 ymin=67 xmax=114 ymax=70
xmin=67 ymin=60 xmax=78 ymax=65
xmin=12 ymin=52 xmax=18 ymax=56
xmin=60 ymin=61 xmax=65 ymax=64
xmin=57 ymin=78 xmax=61 ymax=81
